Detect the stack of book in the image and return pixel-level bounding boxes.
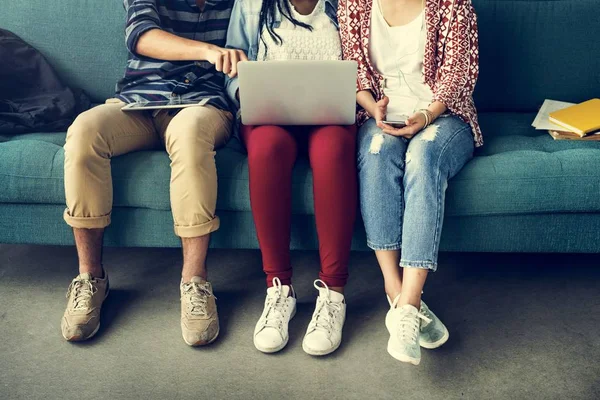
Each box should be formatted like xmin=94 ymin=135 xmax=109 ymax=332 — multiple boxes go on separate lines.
xmin=532 ymin=99 xmax=600 ymax=140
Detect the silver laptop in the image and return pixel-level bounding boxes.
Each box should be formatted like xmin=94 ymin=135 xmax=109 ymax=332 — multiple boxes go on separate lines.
xmin=238 ymin=60 xmax=357 ymax=126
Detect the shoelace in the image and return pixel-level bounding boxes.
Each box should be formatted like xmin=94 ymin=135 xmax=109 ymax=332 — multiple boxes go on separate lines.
xmin=308 ymin=280 xmax=342 ymax=336
xmin=397 ymin=308 xmax=431 ymax=344
xmin=262 ymin=278 xmax=289 ymax=330
xmin=182 ymin=281 xmax=213 ymax=316
xmin=66 ymin=278 xmax=97 ymax=311
xmin=389 ymin=295 xmax=431 ymax=344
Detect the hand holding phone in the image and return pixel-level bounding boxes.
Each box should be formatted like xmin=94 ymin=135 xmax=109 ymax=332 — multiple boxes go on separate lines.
xmin=382 ymin=115 xmax=409 ymax=128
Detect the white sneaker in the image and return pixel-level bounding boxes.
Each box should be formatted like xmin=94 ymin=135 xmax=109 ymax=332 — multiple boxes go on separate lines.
xmin=386 ymin=295 xmax=449 ymax=349
xmin=386 ymin=295 xmax=432 ymax=365
xmin=302 ymin=280 xmax=346 ymax=356
xmin=253 ymin=277 xmax=296 ymax=353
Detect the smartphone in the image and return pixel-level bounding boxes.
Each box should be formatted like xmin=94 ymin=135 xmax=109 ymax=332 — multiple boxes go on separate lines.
xmin=382 ymin=116 xmax=409 ymax=128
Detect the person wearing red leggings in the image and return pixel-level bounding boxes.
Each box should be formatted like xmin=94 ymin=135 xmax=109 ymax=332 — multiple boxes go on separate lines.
xmin=225 ymin=0 xmax=357 ymax=355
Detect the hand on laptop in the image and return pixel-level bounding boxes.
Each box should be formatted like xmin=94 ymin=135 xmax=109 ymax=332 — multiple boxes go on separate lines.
xmin=205 ymin=46 xmax=248 ymax=78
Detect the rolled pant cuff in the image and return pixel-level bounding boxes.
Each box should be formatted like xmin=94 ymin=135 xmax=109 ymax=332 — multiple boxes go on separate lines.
xmin=367 ymin=240 xmax=402 ymax=251
xmin=399 ymin=260 xmax=437 ymax=272
xmin=63 ymin=209 xmax=111 ymax=229
xmin=174 ymin=216 xmax=220 ymax=238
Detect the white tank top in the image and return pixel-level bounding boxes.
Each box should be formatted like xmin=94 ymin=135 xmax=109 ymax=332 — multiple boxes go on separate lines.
xmin=368 ymin=0 xmax=433 ymax=119
xmin=257 ymin=0 xmax=342 ymax=61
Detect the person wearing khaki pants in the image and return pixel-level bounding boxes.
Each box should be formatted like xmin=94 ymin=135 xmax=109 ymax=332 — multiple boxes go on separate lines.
xmin=60 ymin=0 xmax=247 ymax=346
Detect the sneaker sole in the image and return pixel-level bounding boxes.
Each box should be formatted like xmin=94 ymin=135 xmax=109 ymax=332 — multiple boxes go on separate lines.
xmin=419 ymin=327 xmax=449 ymax=349
xmin=183 ymin=325 xmax=220 ymax=347
xmin=302 ymin=339 xmax=341 ymax=357
xmin=387 ymin=339 xmax=421 ymax=365
xmin=62 ymin=322 xmax=101 ymax=342
xmin=62 ymin=286 xmax=110 ymax=342
xmin=254 ymin=307 xmax=296 ymax=354
xmin=254 ymin=333 xmax=289 ymax=354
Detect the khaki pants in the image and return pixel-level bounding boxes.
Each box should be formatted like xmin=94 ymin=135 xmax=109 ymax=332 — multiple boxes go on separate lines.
xmin=63 ymin=100 xmax=233 ymax=238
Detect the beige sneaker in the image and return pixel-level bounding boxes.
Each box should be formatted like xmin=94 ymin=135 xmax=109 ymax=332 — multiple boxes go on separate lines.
xmin=61 ymin=271 xmax=109 ymax=341
xmin=180 ymin=276 xmax=219 ymax=346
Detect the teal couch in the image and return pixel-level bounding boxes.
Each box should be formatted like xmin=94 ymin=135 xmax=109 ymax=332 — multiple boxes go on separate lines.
xmin=1 ymin=0 xmax=600 ymax=252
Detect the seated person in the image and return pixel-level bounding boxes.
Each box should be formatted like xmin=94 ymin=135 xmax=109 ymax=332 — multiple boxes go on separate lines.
xmin=60 ymin=0 xmax=245 ymax=347
xmin=339 ymin=0 xmax=481 ymax=365
xmin=225 ymin=0 xmax=357 ymax=356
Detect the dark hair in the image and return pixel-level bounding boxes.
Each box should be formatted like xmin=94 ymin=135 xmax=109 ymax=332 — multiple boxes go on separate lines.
xmin=258 ymin=0 xmax=313 ymax=50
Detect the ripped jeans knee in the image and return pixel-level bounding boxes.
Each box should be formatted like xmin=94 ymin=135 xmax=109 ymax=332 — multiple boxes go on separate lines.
xmin=368 ymin=132 xmax=385 ymax=154
xmin=419 ymin=124 xmax=439 ymax=141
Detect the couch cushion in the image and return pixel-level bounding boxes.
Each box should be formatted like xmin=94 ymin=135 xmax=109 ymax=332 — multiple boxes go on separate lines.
xmin=0 ymin=133 xmax=315 ymax=214
xmin=447 ymin=114 xmax=600 ymax=216
xmin=3 ymin=113 xmax=600 ymax=217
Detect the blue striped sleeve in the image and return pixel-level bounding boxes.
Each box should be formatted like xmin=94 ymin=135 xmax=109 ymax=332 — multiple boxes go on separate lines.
xmin=124 ymin=0 xmax=162 ymax=55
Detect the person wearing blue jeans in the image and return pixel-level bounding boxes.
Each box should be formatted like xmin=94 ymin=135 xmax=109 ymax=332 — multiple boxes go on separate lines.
xmin=358 ymin=114 xmax=474 ymax=366
xmin=339 ymin=0 xmax=481 ymax=364
xmin=358 ymin=115 xmax=475 ymax=298
xmin=358 ymin=115 xmax=474 ymax=268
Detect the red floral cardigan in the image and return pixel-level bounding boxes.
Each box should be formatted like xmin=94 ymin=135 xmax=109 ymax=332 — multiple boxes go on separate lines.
xmin=338 ymin=0 xmax=482 ymax=146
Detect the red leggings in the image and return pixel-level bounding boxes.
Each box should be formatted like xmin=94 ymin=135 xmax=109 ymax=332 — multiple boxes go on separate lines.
xmin=241 ymin=124 xmax=357 ymax=288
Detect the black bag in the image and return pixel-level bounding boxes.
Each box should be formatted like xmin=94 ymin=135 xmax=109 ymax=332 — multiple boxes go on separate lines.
xmin=0 ymin=29 xmax=90 ymax=134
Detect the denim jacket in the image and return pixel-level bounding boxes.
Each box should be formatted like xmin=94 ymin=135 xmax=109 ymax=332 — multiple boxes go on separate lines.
xmin=224 ymin=0 xmax=339 ymax=109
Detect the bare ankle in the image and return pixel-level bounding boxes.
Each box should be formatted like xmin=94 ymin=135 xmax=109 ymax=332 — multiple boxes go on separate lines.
xmin=330 ymin=286 xmax=344 ymax=294
xmin=181 ymin=235 xmax=210 ymax=283
xmin=385 ymin=284 xmax=402 ymax=303
xmin=79 ymin=264 xmax=103 ymax=278
xmin=399 ymin=293 xmax=421 ymax=309
xmin=182 ymin=269 xmax=207 ymax=283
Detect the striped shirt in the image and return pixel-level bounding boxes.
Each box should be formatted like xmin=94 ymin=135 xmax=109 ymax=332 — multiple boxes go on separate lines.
xmin=116 ymin=0 xmax=234 ymax=111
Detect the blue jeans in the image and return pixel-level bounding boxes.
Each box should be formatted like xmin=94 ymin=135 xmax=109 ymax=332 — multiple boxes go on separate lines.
xmin=357 ymin=115 xmax=475 ymax=271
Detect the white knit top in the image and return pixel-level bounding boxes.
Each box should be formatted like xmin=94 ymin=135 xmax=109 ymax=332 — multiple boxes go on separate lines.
xmin=257 ymin=0 xmax=342 ymax=61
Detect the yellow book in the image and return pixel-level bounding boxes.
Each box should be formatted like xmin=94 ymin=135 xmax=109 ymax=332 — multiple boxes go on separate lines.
xmin=549 ymin=98 xmax=600 ymax=137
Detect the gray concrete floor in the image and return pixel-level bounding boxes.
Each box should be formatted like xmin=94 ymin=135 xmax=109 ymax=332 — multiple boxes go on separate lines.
xmin=0 ymin=244 xmax=599 ymax=400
